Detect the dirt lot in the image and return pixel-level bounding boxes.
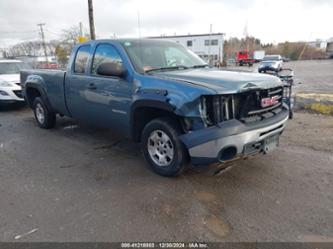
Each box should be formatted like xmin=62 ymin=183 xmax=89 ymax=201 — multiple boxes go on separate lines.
xmin=0 ymin=60 xmax=333 ymax=242
xmin=286 ymin=60 xmax=333 ymax=93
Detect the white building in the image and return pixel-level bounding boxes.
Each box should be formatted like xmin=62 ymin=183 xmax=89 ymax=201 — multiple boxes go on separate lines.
xmin=150 ymin=33 xmax=225 ymax=65
xmin=308 ymin=39 xmax=327 ymax=50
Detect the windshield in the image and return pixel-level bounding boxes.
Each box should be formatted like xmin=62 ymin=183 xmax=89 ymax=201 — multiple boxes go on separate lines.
xmin=263 ymin=56 xmax=280 ymax=61
xmin=121 ymin=40 xmax=207 ymax=73
xmin=0 ymin=62 xmax=31 ymax=74
xmin=261 ymin=61 xmax=276 ymax=65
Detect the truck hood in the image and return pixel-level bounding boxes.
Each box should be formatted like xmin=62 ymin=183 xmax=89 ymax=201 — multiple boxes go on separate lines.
xmin=154 ymin=68 xmax=282 ymax=93
xmin=0 ymin=74 xmax=20 ymax=83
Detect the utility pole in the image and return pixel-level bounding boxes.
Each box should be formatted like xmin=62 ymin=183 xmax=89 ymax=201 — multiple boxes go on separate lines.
xmin=137 ymin=11 xmax=142 ymax=39
xmin=208 ymin=24 xmax=212 ymax=66
xmin=79 ymin=22 xmax=83 ymax=37
xmin=37 ymin=23 xmax=48 ymax=63
xmin=243 ymin=22 xmax=249 ymax=51
xmin=88 ymin=0 xmax=96 ymax=40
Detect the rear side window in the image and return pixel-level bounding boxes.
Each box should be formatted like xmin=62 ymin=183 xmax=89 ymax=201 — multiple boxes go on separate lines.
xmin=74 ymin=45 xmax=91 ymax=73
xmin=91 ymin=44 xmax=123 ymax=75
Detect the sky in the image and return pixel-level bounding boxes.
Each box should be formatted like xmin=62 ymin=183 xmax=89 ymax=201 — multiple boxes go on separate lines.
xmin=0 ymin=0 xmax=332 ymax=47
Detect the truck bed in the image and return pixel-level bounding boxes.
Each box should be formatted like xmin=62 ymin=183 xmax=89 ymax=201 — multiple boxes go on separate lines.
xmin=20 ymin=69 xmax=69 ymax=115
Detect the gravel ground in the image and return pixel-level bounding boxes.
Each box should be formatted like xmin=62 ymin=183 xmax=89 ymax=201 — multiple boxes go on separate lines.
xmin=286 ymin=60 xmax=333 ymax=93
xmin=0 ymin=106 xmax=332 ymax=242
xmin=227 ymin=59 xmax=333 ymax=94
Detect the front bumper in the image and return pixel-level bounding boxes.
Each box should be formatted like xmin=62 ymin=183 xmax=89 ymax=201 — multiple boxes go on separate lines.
xmin=180 ymin=108 xmax=289 ymax=165
xmin=259 ymin=66 xmax=278 ymax=72
xmin=0 ymin=85 xmax=24 ymax=104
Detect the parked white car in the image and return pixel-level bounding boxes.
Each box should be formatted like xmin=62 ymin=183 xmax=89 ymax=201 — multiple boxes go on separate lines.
xmin=0 ymin=60 xmax=31 ymax=105
xmin=258 ymin=55 xmax=283 ymax=73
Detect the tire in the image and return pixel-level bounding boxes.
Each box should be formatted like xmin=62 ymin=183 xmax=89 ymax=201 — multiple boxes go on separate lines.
xmin=289 ymin=109 xmax=294 ymax=119
xmin=33 ymin=97 xmax=56 ymax=129
xmin=141 ymin=117 xmax=188 ymax=177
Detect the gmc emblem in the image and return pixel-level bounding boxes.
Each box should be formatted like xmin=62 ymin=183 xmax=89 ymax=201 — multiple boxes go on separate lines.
xmin=261 ymin=96 xmax=279 ymax=108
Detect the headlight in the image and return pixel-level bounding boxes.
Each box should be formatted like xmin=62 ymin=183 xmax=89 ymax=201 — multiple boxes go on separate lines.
xmin=0 ymin=81 xmax=14 ymax=87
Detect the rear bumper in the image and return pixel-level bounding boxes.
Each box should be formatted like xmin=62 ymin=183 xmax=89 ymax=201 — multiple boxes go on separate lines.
xmin=180 ymin=108 xmax=289 ymax=165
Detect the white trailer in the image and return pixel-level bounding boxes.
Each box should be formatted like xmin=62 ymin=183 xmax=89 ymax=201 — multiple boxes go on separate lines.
xmin=254 ymin=50 xmax=265 ymax=62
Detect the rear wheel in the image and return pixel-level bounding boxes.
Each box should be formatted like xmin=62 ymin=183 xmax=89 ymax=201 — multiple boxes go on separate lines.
xmin=33 ymin=97 xmax=56 ymax=129
xmin=141 ymin=117 xmax=188 ymax=177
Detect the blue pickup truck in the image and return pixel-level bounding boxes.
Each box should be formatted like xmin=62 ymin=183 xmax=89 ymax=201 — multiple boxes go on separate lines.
xmin=21 ymin=39 xmax=290 ymax=177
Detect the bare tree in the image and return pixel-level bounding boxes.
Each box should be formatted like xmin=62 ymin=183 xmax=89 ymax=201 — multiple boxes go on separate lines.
xmin=224 ymin=36 xmax=262 ymax=60
xmin=7 ymin=40 xmax=58 ymax=60
xmin=61 ymin=25 xmax=81 ymax=47
xmin=61 ymin=25 xmax=90 ymax=51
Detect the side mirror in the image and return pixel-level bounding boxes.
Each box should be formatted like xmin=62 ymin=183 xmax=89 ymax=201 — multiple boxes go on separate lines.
xmin=97 ymin=62 xmax=126 ymax=77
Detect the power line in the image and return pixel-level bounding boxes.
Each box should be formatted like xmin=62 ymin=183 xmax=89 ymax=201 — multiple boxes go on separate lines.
xmin=45 ymin=29 xmax=61 ymax=35
xmin=0 ymin=30 xmax=39 ymax=34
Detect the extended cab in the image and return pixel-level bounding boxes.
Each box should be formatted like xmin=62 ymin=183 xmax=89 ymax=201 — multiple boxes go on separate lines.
xmin=21 ymin=39 xmax=290 ymax=177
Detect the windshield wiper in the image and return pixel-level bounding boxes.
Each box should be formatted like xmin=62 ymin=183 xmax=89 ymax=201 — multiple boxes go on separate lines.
xmin=145 ymin=65 xmax=189 ymax=73
xmin=145 ymin=64 xmax=209 ymax=73
xmin=190 ymin=64 xmax=209 ymax=68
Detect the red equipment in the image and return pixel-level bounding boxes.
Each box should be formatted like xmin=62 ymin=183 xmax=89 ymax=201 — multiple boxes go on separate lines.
xmin=236 ymin=50 xmax=254 ymax=67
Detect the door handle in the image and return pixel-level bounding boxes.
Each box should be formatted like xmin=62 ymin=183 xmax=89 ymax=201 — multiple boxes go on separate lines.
xmin=87 ymin=83 xmax=97 ymax=90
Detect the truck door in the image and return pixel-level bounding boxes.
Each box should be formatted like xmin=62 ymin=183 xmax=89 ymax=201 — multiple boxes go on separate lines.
xmin=66 ymin=43 xmax=132 ymax=133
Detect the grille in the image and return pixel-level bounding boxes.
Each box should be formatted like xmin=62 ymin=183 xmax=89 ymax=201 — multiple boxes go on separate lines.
xmin=204 ymin=86 xmax=284 ymax=125
xmin=13 ymin=90 xmax=23 ymax=98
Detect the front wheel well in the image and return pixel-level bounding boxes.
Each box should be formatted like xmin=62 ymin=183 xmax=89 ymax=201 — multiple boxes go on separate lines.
xmin=132 ymin=107 xmax=184 ymax=142
xmin=26 ymin=87 xmax=41 ymax=107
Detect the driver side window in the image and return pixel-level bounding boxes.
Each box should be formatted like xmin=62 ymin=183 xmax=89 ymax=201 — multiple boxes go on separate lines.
xmin=91 ymin=44 xmax=123 ymax=75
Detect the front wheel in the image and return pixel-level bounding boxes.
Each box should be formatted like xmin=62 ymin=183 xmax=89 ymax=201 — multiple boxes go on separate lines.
xmin=141 ymin=117 xmax=188 ymax=177
xmin=289 ymin=109 xmax=294 ymax=119
xmin=33 ymin=97 xmax=56 ymax=129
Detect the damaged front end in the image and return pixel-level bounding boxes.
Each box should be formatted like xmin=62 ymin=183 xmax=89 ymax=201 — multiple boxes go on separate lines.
xmin=200 ymin=86 xmax=286 ymax=125
xmin=178 ymin=85 xmax=290 ymax=165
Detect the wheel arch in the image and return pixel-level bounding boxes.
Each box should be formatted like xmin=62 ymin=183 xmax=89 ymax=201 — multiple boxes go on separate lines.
xmin=130 ymin=99 xmax=184 ymax=142
xmin=24 ymin=81 xmax=53 ymax=111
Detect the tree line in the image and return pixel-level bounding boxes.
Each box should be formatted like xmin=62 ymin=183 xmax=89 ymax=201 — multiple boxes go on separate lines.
xmin=3 ymin=25 xmax=90 ymax=68
xmin=224 ymin=36 xmax=327 ymax=60
xmin=3 ymin=30 xmax=328 ymax=69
